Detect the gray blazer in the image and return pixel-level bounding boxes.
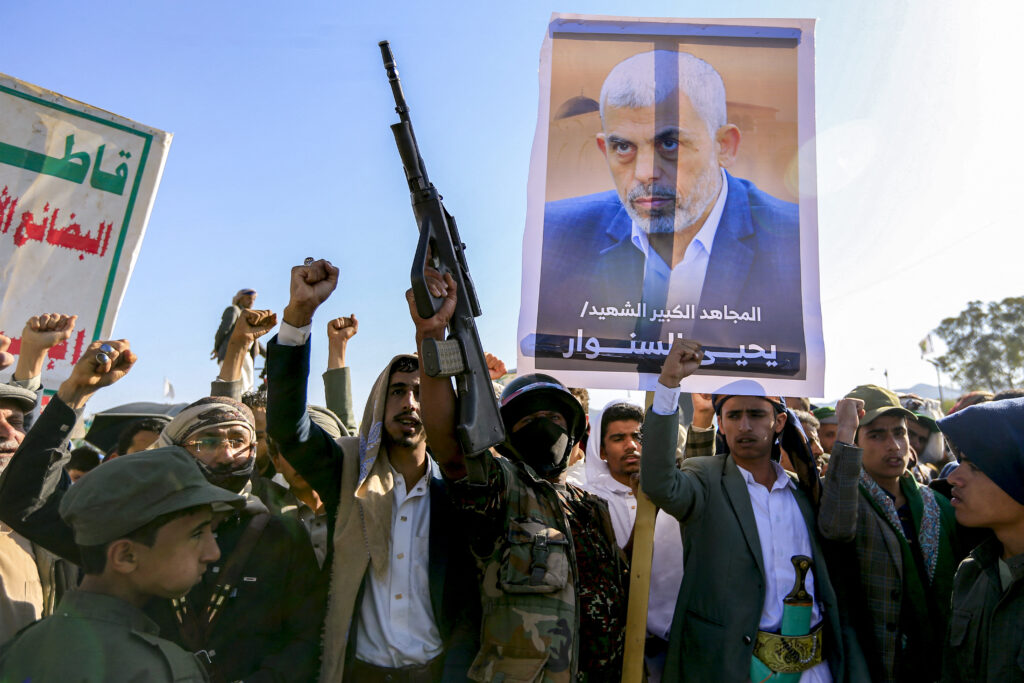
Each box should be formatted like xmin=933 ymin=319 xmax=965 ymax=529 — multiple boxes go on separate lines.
xmin=640 ymin=409 xmax=856 ymax=683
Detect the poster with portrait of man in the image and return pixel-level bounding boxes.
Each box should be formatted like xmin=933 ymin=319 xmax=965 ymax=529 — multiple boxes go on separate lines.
xmin=517 ymin=15 xmax=823 ymax=396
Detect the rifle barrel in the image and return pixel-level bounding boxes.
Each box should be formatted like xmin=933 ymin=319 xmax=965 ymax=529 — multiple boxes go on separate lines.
xmin=379 ymin=40 xmax=410 ymax=120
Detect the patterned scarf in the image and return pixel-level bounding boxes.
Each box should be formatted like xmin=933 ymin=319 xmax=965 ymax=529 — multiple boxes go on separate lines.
xmin=152 ymin=396 xmax=255 ymax=448
xmin=319 ymin=354 xmax=417 ymax=683
xmin=858 ymin=470 xmax=942 ymax=580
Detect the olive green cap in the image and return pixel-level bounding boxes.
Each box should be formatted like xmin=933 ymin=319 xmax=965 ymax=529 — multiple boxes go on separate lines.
xmin=911 ymin=412 xmax=940 ymax=433
xmin=844 ymin=384 xmax=914 ymax=428
xmin=59 ymin=446 xmax=244 ymax=546
xmin=812 ymin=406 xmax=837 ymax=424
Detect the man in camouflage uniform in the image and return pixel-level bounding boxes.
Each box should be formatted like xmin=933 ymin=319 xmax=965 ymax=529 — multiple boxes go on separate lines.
xmin=409 ymin=278 xmax=628 ymax=682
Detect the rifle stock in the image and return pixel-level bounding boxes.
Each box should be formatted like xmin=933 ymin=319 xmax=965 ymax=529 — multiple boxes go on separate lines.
xmin=380 ymin=40 xmax=506 ymax=456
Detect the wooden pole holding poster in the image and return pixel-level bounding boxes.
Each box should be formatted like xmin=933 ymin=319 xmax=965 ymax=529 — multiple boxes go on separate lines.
xmin=621 ymin=390 xmax=657 ymax=682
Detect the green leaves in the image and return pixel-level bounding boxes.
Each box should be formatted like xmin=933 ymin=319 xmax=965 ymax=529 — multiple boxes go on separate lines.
xmin=933 ymin=296 xmax=1024 ymax=392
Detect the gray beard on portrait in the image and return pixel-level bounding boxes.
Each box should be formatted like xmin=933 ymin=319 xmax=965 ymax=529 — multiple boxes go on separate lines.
xmin=626 ymin=162 xmax=720 ymax=235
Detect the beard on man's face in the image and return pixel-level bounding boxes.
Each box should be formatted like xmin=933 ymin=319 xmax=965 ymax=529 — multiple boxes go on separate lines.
xmin=625 ymin=161 xmax=720 ymax=235
xmin=384 ymin=425 xmax=425 ymax=449
xmin=383 ymin=411 xmax=426 ymax=449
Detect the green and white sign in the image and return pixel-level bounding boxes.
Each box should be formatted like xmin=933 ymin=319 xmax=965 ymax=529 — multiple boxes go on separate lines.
xmin=0 ymin=73 xmax=171 ymax=387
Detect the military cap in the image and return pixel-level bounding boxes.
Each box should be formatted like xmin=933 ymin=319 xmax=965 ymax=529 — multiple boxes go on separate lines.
xmin=843 ymin=384 xmax=914 ymax=427
xmin=911 ymin=412 xmax=940 ymax=433
xmin=0 ymin=383 xmax=37 ymax=413
xmin=812 ymin=406 xmax=837 ymax=425
xmin=59 ymin=446 xmax=244 ymax=546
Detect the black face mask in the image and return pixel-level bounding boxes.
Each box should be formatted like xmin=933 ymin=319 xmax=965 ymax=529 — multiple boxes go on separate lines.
xmin=196 ymin=455 xmax=256 ymax=493
xmin=507 ymin=418 xmax=572 ymax=479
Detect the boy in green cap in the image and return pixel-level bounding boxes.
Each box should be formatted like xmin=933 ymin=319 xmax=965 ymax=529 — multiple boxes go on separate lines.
xmin=819 ymin=385 xmax=960 ymax=683
xmin=0 ymin=447 xmax=244 ymax=682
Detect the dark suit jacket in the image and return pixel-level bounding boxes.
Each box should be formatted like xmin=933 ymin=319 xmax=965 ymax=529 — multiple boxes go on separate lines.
xmin=537 ymin=172 xmax=805 ymax=374
xmin=265 ymin=337 xmax=478 ymax=678
xmin=640 ymin=408 xmax=857 ymax=682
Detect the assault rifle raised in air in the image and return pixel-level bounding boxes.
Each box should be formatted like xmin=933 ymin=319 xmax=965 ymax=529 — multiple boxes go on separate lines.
xmin=379 ymin=40 xmax=506 ymax=456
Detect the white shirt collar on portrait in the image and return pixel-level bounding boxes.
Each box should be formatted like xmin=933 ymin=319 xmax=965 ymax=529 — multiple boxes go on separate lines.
xmin=629 ymin=167 xmax=729 ymax=268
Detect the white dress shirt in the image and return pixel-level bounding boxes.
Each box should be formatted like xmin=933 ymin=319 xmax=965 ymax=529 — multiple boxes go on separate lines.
xmin=739 ymin=459 xmax=831 ymax=683
xmin=277 ymin=321 xmax=311 ymax=346
xmin=583 ymin=399 xmax=683 ymax=641
xmin=584 ymin=473 xmax=683 ymax=640
xmin=277 ymin=321 xmax=443 ymax=666
xmin=355 ymin=466 xmax=443 ymax=667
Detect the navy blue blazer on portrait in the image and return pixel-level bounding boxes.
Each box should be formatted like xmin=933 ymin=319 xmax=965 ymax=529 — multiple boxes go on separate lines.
xmin=535 ymin=172 xmax=806 ymax=372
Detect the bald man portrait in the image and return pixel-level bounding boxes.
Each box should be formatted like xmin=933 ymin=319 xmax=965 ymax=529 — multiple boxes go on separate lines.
xmin=537 ymin=49 xmax=805 ymax=365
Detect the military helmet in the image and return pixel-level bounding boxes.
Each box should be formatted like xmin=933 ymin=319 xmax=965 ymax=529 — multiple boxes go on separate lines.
xmin=499 ymin=373 xmax=586 ymax=443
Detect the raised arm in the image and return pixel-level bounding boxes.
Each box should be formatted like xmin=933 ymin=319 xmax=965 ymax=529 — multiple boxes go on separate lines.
xmin=817 ymin=397 xmax=865 ymax=541
xmin=10 ymin=313 xmax=78 ymax=431
xmin=680 ymin=392 xmax=717 ymax=461
xmin=640 ymin=339 xmax=710 ymax=522
xmin=405 ymin=272 xmax=466 ymax=480
xmin=323 ymin=314 xmax=358 ymax=433
xmin=13 ymin=313 xmax=78 ymax=384
xmin=212 ymin=309 xmax=277 ymax=399
xmin=0 ymin=339 xmax=136 ymax=562
xmin=266 ymin=259 xmax=345 ymax=518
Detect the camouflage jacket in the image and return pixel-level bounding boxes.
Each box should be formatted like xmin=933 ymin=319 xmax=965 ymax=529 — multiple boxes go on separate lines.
xmin=449 ymin=450 xmax=626 ymax=682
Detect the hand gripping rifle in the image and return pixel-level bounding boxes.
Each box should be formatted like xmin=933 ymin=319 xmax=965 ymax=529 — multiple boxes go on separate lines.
xmin=379 ymin=41 xmax=506 ymax=456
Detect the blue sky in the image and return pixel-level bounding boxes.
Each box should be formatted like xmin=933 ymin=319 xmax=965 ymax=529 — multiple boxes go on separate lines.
xmin=2 ymin=1 xmax=1020 ymax=414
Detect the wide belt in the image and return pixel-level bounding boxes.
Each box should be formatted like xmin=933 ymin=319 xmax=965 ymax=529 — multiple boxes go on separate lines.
xmin=753 ymin=622 xmax=824 ymax=675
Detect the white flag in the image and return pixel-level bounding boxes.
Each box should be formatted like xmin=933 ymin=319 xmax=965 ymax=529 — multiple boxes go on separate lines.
xmin=919 ymin=334 xmax=935 ymax=357
xmin=163 ymin=377 xmax=175 ymax=400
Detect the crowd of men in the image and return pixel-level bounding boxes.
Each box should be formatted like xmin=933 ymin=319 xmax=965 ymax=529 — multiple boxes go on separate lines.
xmin=0 ymin=258 xmax=1020 ymax=683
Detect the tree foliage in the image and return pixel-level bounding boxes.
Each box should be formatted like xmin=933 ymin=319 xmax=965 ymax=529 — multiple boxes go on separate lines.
xmin=933 ymin=296 xmax=1024 ymax=392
